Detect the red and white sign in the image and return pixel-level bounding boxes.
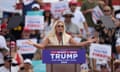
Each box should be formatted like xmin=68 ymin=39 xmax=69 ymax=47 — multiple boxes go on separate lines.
xmin=92 ymin=6 xmax=104 ymax=24
xmin=17 ymin=39 xmax=37 ymax=54
xmin=25 ymin=16 xmax=44 ymax=30
xmin=89 ymin=43 xmax=111 ymax=60
xmin=51 ymin=1 xmax=69 ymax=18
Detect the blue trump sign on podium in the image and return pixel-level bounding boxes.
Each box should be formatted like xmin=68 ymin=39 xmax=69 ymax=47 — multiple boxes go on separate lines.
xmin=42 ymin=48 xmax=86 ymax=64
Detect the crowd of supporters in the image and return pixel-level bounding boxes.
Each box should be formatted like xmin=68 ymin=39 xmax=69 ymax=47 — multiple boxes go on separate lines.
xmin=0 ymin=0 xmax=120 ymax=72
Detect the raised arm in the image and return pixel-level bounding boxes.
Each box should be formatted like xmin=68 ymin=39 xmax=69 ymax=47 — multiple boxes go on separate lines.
xmin=69 ymin=37 xmax=96 ymax=46
xmin=27 ymin=38 xmax=49 ymax=49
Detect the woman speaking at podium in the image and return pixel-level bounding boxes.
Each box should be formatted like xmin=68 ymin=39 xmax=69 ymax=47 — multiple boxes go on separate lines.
xmin=27 ymin=20 xmax=96 ymax=48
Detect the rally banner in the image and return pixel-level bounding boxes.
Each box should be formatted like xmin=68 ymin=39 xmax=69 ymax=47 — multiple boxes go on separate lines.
xmin=42 ymin=48 xmax=86 ymax=64
xmin=51 ymin=1 xmax=69 ymax=18
xmin=92 ymin=6 xmax=104 ymax=24
xmin=25 ymin=15 xmax=44 ymax=30
xmin=89 ymin=43 xmax=111 ymax=60
xmin=16 ymin=39 xmax=37 ymax=54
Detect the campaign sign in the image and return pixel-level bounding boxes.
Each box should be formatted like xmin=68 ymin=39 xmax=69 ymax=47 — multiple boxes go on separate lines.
xmin=42 ymin=49 xmax=86 ymax=64
xmin=92 ymin=6 xmax=104 ymax=24
xmin=51 ymin=1 xmax=69 ymax=18
xmin=16 ymin=39 xmax=37 ymax=54
xmin=89 ymin=43 xmax=111 ymax=60
xmin=25 ymin=15 xmax=44 ymax=30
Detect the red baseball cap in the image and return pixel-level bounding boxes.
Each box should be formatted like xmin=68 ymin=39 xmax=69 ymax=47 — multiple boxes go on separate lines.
xmin=69 ymin=1 xmax=78 ymax=5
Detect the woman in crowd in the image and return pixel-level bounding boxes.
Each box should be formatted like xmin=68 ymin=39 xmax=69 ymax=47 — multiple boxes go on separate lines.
xmin=9 ymin=41 xmax=24 ymax=68
xmin=103 ymin=5 xmax=115 ymax=19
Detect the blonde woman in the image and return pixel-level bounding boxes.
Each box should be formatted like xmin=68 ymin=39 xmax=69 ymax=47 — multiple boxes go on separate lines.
xmin=27 ymin=20 xmax=97 ymax=48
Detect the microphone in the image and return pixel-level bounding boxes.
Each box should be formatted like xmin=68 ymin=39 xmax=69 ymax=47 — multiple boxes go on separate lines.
xmin=59 ymin=32 xmax=63 ymax=45
xmin=59 ymin=32 xmax=62 ymax=36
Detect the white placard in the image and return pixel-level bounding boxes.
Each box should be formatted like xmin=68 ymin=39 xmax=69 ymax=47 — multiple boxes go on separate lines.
xmin=92 ymin=6 xmax=104 ymax=24
xmin=89 ymin=43 xmax=111 ymax=60
xmin=0 ymin=0 xmax=19 ymax=13
xmin=25 ymin=16 xmax=44 ymax=30
xmin=51 ymin=1 xmax=69 ymax=18
xmin=23 ymin=0 xmax=34 ymax=5
xmin=17 ymin=39 xmax=37 ymax=54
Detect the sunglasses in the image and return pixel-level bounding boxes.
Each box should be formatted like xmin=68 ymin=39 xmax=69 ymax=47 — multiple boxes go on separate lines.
xmin=56 ymin=25 xmax=64 ymax=28
xmin=104 ymin=10 xmax=111 ymax=12
xmin=65 ymin=15 xmax=72 ymax=17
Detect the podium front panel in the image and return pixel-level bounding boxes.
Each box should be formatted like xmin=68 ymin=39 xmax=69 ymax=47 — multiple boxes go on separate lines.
xmin=44 ymin=46 xmax=84 ymax=72
xmin=47 ymin=64 xmax=80 ymax=72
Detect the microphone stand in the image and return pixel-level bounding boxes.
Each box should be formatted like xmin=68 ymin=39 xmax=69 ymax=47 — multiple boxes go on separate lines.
xmin=59 ymin=32 xmax=63 ymax=45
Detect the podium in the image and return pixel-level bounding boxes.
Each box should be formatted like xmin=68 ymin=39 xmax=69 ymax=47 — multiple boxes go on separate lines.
xmin=42 ymin=46 xmax=86 ymax=72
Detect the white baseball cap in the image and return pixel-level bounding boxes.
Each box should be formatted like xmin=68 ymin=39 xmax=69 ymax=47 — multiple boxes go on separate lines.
xmin=32 ymin=3 xmax=40 ymax=9
xmin=24 ymin=59 xmax=32 ymax=65
xmin=62 ymin=9 xmax=74 ymax=17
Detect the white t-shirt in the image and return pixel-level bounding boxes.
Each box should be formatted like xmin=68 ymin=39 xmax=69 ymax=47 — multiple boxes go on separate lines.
xmin=0 ymin=35 xmax=7 ymax=48
xmin=0 ymin=66 xmax=19 ymax=72
xmin=71 ymin=9 xmax=86 ymax=29
xmin=0 ymin=66 xmax=9 ymax=72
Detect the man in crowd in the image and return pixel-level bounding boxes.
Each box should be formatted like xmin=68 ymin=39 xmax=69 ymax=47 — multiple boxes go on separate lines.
xmin=81 ymin=0 xmax=97 ymax=38
xmin=63 ymin=9 xmax=82 ymax=42
xmin=0 ymin=55 xmax=19 ymax=72
xmin=69 ymin=1 xmax=90 ymax=38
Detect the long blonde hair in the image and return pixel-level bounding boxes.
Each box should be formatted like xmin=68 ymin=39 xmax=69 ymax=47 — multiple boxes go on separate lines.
xmin=47 ymin=20 xmax=66 ymax=37
xmin=45 ymin=20 xmax=71 ymax=45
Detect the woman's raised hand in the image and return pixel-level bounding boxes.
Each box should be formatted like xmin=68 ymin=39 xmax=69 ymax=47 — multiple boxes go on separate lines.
xmin=26 ymin=40 xmax=35 ymax=46
xmin=87 ymin=37 xmax=97 ymax=43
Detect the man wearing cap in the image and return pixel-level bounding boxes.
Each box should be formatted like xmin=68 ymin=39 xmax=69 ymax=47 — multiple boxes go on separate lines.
xmin=0 ymin=35 xmax=8 ymax=67
xmin=69 ymin=1 xmax=90 ymax=38
xmin=63 ymin=9 xmax=82 ymax=42
xmin=0 ymin=55 xmax=12 ymax=72
xmin=0 ymin=24 xmax=15 ymax=41
xmin=21 ymin=0 xmax=42 ymax=15
xmin=19 ymin=59 xmax=33 ymax=72
xmin=31 ymin=3 xmax=40 ymax=11
xmin=0 ymin=55 xmax=19 ymax=72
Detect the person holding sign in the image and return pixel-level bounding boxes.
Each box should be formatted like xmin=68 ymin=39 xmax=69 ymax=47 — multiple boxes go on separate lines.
xmin=27 ymin=20 xmax=97 ymax=48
